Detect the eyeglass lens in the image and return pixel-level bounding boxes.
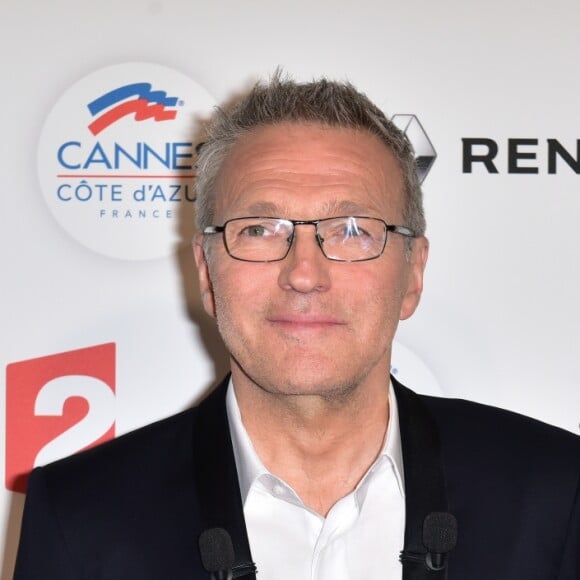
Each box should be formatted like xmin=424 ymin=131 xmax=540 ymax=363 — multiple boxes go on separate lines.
xmin=223 ymin=217 xmax=387 ymax=262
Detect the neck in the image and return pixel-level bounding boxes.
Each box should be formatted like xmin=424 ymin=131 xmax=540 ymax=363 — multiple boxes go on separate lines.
xmin=232 ymin=367 xmax=390 ymax=516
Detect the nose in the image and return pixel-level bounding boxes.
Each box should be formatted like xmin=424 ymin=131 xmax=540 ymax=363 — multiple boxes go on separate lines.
xmin=277 ymin=224 xmax=331 ymax=293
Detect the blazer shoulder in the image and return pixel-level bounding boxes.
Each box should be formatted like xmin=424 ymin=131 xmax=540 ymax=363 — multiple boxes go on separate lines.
xmin=420 ymin=393 xmax=579 ymax=450
xmin=417 ymin=392 xmax=580 ymax=489
xmin=17 ymin=402 xmax=225 ymax=579
xmin=29 ymin=378 xmax=231 ymax=498
xmin=28 ymin=406 xmax=199 ymax=507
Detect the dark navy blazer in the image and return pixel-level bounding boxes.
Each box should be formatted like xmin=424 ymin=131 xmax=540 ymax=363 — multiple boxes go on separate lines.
xmin=14 ymin=377 xmax=580 ymax=579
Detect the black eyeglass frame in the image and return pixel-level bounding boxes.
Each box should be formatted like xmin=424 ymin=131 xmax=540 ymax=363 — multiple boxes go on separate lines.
xmin=203 ymin=216 xmax=416 ymax=263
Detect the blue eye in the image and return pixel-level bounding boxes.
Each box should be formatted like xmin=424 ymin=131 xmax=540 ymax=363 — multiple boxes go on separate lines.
xmin=243 ymin=225 xmax=269 ymax=237
xmin=327 ymin=221 xmax=368 ymax=239
xmin=237 ymin=220 xmax=294 ymax=239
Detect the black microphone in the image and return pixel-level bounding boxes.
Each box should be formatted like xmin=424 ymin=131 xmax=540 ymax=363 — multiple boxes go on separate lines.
xmin=198 ymin=527 xmax=235 ymax=580
xmin=422 ymin=512 xmax=458 ymax=571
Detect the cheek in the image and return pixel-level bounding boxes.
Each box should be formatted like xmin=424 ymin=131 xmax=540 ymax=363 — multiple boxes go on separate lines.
xmin=210 ymin=280 xmax=244 ymax=352
xmin=361 ymin=268 xmax=409 ymax=329
xmin=209 ymin=263 xmax=269 ymax=327
xmin=368 ymin=288 xmax=403 ymax=334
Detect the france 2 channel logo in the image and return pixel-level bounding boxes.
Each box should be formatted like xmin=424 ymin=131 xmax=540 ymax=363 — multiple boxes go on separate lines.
xmin=5 ymin=343 xmax=116 ymax=493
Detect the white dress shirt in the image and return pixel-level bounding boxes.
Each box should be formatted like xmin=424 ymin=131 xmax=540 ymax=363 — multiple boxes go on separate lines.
xmin=226 ymin=381 xmax=406 ymax=580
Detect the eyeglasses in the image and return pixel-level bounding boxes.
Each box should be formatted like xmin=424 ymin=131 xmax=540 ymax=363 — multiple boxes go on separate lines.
xmin=203 ymin=216 xmax=415 ymax=263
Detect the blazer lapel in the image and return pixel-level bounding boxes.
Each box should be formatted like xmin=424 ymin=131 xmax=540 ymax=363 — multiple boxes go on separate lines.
xmin=393 ymin=377 xmax=456 ymax=580
xmin=192 ymin=376 xmax=257 ymax=579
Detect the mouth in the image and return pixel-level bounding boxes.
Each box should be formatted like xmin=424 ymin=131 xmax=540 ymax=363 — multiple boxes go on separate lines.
xmin=266 ymin=314 xmax=346 ymax=332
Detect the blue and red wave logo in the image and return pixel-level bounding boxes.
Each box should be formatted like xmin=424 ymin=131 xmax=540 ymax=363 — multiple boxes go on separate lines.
xmin=87 ymin=83 xmax=179 ymax=136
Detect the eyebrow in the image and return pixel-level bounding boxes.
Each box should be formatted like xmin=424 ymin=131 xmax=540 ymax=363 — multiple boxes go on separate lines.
xmin=244 ymin=201 xmax=280 ymax=215
xmin=325 ymin=200 xmax=375 ymax=215
xmin=242 ymin=199 xmax=375 ymax=217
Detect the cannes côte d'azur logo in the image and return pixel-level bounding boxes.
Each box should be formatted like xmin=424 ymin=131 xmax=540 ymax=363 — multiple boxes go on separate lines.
xmin=38 ymin=63 xmax=216 ymax=261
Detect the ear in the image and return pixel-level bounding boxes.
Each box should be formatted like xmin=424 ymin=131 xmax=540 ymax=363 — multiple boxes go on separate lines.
xmin=193 ymin=234 xmax=216 ymax=318
xmin=399 ymin=236 xmax=429 ymax=321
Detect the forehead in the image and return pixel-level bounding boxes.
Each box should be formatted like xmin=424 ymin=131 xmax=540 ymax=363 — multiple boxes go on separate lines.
xmin=212 ymin=122 xmax=404 ymax=220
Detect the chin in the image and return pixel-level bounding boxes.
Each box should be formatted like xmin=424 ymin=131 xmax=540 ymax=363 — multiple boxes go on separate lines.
xmin=231 ymin=347 xmax=386 ymax=402
xmin=252 ymin=369 xmax=362 ymax=401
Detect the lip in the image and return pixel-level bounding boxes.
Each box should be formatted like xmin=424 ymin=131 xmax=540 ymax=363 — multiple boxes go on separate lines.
xmin=266 ymin=314 xmax=346 ymax=330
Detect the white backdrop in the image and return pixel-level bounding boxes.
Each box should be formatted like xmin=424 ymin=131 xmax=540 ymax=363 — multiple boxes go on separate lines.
xmin=2 ymin=0 xmax=580 ymax=576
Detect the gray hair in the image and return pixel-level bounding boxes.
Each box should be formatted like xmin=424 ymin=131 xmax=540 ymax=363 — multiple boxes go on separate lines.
xmin=194 ymin=73 xmax=426 ymax=241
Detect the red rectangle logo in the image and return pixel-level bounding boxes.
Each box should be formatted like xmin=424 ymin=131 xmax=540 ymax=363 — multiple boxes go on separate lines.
xmin=5 ymin=343 xmax=116 ymax=493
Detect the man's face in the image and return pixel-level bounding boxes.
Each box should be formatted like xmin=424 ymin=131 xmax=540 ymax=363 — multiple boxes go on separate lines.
xmin=194 ymin=123 xmax=428 ymax=399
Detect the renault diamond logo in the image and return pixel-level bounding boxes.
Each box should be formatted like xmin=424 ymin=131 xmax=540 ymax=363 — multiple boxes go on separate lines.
xmin=392 ymin=114 xmax=436 ymax=183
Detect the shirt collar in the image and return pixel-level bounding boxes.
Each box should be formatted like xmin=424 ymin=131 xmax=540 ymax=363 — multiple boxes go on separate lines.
xmin=226 ymin=378 xmax=268 ymax=502
xmin=226 ymin=377 xmax=405 ymax=504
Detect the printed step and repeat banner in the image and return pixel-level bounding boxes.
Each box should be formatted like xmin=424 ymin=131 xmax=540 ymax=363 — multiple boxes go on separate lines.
xmin=2 ymin=0 xmax=579 ymax=576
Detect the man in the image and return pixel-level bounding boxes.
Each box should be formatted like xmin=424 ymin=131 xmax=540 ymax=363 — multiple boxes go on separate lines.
xmin=14 ymin=75 xmax=580 ymax=579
